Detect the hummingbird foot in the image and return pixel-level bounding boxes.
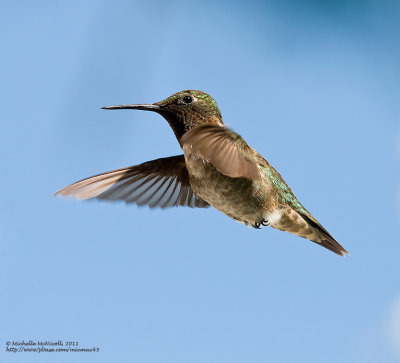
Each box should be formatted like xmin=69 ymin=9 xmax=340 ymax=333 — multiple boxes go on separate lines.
xmin=253 ymin=219 xmax=269 ymax=229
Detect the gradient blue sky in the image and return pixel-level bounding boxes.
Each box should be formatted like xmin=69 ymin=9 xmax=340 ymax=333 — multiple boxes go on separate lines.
xmin=1 ymin=1 xmax=399 ymax=362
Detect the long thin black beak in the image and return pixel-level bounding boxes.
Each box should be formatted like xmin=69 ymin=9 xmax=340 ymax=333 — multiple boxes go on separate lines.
xmin=101 ymin=104 xmax=161 ymax=111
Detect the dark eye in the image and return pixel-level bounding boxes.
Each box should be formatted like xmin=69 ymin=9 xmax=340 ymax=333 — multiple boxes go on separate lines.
xmin=182 ymin=95 xmax=193 ymax=104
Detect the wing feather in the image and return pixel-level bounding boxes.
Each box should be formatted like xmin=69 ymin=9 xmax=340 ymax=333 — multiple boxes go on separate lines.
xmin=181 ymin=125 xmax=260 ymax=179
xmin=55 ymin=155 xmax=209 ymax=209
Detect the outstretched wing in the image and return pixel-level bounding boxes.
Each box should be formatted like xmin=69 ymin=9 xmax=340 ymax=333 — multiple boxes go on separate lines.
xmin=54 ymin=155 xmax=209 ymax=209
xmin=181 ymin=125 xmax=260 ymax=179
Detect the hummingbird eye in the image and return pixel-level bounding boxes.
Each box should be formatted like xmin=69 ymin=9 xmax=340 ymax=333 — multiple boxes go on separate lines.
xmin=182 ymin=95 xmax=193 ymax=104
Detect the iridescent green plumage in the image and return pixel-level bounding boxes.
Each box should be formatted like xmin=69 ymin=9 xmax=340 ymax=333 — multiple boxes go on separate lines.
xmin=156 ymin=90 xmax=222 ymax=120
xmin=262 ymin=165 xmax=308 ymax=215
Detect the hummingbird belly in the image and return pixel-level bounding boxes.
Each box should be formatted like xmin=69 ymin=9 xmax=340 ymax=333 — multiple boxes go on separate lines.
xmin=185 ymin=156 xmax=267 ymax=226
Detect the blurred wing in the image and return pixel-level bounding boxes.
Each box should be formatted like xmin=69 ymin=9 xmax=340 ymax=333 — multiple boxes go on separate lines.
xmin=54 ymin=155 xmax=209 ymax=209
xmin=181 ymin=125 xmax=259 ymax=179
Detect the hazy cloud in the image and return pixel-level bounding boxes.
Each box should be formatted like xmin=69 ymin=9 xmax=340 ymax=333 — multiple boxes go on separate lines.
xmin=386 ymin=294 xmax=400 ymax=358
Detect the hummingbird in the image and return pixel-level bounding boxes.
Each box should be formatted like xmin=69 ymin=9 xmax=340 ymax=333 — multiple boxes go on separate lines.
xmin=55 ymin=90 xmax=348 ymax=256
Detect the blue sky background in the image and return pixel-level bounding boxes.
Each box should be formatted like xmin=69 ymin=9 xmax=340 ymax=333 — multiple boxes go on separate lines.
xmin=1 ymin=1 xmax=399 ymax=362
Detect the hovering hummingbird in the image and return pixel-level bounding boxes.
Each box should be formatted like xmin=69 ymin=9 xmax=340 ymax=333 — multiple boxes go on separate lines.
xmin=55 ymin=90 xmax=348 ymax=256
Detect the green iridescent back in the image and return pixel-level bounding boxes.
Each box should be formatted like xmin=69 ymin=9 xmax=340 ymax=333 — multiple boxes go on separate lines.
xmin=261 ymin=164 xmax=309 ymax=216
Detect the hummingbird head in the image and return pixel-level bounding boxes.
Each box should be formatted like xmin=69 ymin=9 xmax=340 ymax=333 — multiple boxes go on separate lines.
xmin=102 ymin=90 xmax=223 ymax=140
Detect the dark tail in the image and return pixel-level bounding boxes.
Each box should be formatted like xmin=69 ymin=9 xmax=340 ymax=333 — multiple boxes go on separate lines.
xmin=300 ymin=213 xmax=349 ymax=256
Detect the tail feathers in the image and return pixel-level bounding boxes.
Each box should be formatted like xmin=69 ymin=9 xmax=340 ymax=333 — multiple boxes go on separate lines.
xmin=300 ymin=213 xmax=349 ymax=256
xmin=270 ymin=208 xmax=349 ymax=256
